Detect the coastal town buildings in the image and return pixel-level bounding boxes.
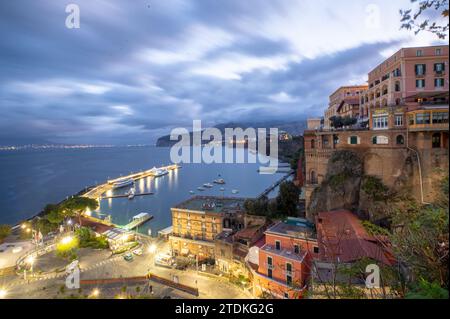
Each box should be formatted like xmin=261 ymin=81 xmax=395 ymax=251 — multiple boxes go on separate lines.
xmin=215 ymin=214 xmax=268 ymax=277
xmin=304 ymin=45 xmax=449 ymax=216
xmin=169 ymin=196 xmax=245 ymax=261
xmin=248 ymin=217 xmax=319 ymax=299
xmin=311 ymin=210 xmax=395 ymax=298
xmin=324 ymin=85 xmax=368 ymax=129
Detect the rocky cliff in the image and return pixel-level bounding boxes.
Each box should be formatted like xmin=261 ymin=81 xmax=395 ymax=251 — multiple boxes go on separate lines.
xmin=306 ymin=149 xmax=443 ymax=224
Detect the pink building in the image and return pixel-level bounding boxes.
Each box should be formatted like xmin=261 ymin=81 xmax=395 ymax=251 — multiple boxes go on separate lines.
xmin=324 ymin=85 xmax=368 ymax=129
xmin=359 ymin=45 xmax=449 ymax=130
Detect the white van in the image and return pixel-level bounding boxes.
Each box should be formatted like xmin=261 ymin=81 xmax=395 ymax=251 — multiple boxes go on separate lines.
xmin=154 ymin=253 xmax=173 ymax=268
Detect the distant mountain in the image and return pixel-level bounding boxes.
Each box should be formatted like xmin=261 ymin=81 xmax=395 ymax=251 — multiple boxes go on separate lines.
xmin=0 ymin=137 xmax=52 ymax=147
xmin=156 ymin=119 xmax=307 ymax=147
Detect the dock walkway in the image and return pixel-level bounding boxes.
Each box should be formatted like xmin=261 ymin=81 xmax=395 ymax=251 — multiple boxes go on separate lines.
xmin=257 ymin=171 xmax=295 ymax=199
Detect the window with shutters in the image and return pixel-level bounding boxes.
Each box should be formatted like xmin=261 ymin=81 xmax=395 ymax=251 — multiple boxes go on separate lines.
xmin=415 ymin=64 xmax=426 ymax=76
xmin=435 ymin=78 xmax=445 ymax=87
xmin=416 ymin=79 xmax=425 ymax=88
xmin=434 ymin=63 xmax=445 ymax=73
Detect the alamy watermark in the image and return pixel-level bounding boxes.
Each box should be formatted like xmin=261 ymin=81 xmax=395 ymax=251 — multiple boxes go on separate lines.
xmin=65 ymin=4 xmax=80 ymax=29
xmin=169 ymin=120 xmax=279 ymax=174
xmin=365 ymin=264 xmax=380 ymax=289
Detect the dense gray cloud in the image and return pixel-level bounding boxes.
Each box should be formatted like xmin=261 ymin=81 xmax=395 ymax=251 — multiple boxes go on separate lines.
xmin=0 ymin=0 xmax=446 ymax=144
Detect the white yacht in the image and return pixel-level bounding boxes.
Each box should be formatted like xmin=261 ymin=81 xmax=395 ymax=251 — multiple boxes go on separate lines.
xmin=150 ymin=167 xmax=169 ymax=177
xmin=112 ymin=178 xmax=134 ymax=189
xmin=203 ymin=183 xmax=213 ymax=188
xmin=127 ymin=187 xmax=135 ymax=199
xmin=231 ymin=189 xmax=239 ymax=194
xmin=197 ymin=186 xmax=205 ymax=191
xmin=213 ymin=178 xmax=225 ymax=184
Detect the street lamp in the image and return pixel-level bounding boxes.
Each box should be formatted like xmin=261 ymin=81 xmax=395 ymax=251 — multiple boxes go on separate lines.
xmin=91 ymin=288 xmax=100 ymax=298
xmin=60 ymin=236 xmax=74 ymax=245
xmin=26 ymin=255 xmax=35 ymax=273
xmin=148 ymin=244 xmax=157 ymax=254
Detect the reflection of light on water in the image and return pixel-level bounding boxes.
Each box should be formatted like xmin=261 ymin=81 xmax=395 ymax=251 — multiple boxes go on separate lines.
xmin=146 ymin=177 xmax=151 ymax=190
xmin=170 ymin=167 xmax=179 ymax=187
xmin=168 ymin=169 xmax=173 ymax=185
xmin=139 ymin=178 xmax=145 ymax=193
xmin=154 ymin=176 xmax=159 ymax=190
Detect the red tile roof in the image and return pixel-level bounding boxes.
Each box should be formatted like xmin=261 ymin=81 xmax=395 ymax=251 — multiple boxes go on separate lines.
xmin=316 ymin=210 xmax=394 ymax=266
xmin=79 ymin=217 xmax=114 ymax=234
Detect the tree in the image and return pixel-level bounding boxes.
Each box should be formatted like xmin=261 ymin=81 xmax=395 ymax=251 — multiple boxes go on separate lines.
xmin=75 ymin=227 xmax=109 ymax=249
xmin=61 ymin=196 xmax=99 ymax=226
xmin=329 ymin=116 xmax=343 ymax=129
xmin=390 ymin=176 xmax=449 ymax=291
xmin=276 ymin=181 xmax=300 ymax=216
xmin=244 ymin=196 xmax=269 ymax=216
xmin=56 ymin=235 xmax=79 ymax=260
xmin=0 ymin=224 xmax=11 ymax=242
xmin=400 ymin=0 xmax=449 ymax=39
xmin=342 ymin=116 xmax=357 ymax=127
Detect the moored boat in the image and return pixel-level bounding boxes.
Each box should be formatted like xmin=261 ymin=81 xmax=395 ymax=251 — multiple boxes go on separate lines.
xmin=112 ymin=178 xmax=134 ymax=189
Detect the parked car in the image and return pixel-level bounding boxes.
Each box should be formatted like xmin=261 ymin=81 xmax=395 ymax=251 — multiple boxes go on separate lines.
xmin=133 ymin=248 xmax=143 ymax=256
xmin=123 ymin=253 xmax=134 ymax=261
xmin=154 ymin=253 xmax=173 ymax=268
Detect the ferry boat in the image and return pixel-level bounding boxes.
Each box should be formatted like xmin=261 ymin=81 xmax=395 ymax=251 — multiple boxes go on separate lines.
xmin=150 ymin=167 xmax=169 ymax=177
xmin=112 ymin=178 xmax=134 ymax=189
xmin=203 ymin=183 xmax=213 ymax=188
xmin=213 ymin=178 xmax=225 ymax=184
xmin=127 ymin=187 xmax=135 ymax=199
xmin=132 ymin=212 xmax=153 ymax=222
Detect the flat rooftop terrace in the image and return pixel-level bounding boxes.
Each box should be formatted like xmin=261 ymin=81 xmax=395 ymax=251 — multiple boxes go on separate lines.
xmin=266 ymin=217 xmax=316 ymax=239
xmin=173 ymin=196 xmax=247 ymax=214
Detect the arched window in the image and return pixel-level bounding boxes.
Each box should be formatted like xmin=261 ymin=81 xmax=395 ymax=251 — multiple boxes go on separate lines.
xmin=396 ymin=135 xmax=405 ymax=145
xmin=311 ymin=139 xmax=315 ymax=149
xmin=432 ymin=133 xmax=441 ymax=148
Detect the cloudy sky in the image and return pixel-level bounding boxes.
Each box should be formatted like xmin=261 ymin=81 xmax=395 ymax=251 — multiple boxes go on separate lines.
xmin=0 ymin=0 xmax=447 ymax=145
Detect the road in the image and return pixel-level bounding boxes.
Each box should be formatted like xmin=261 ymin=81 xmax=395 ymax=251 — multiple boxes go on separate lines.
xmin=1 ymin=236 xmax=251 ymax=299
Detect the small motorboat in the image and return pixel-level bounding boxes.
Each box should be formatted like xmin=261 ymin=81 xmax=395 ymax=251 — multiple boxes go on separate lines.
xmin=197 ymin=187 xmax=205 ymax=191
xmin=231 ymin=189 xmax=239 ymax=194
xmin=189 ymin=190 xmax=195 ymax=194
xmin=203 ymin=183 xmax=213 ymax=188
xmin=213 ymin=178 xmax=225 ymax=184
xmin=219 ymin=187 xmax=225 ymax=191
xmin=127 ymin=187 xmax=136 ymax=200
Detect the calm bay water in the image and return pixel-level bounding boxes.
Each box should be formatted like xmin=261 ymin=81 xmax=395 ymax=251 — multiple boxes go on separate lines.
xmin=0 ymin=146 xmax=284 ymax=234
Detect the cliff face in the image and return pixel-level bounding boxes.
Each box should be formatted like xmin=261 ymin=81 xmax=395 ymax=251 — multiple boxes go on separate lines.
xmin=306 ymin=149 xmax=439 ymax=224
xmin=307 ymin=150 xmax=448 ymax=223
xmin=307 ymin=151 xmax=363 ymax=219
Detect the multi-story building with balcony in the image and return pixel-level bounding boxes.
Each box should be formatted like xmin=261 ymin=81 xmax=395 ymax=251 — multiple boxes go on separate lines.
xmin=324 ymin=85 xmax=368 ymax=129
xmin=169 ymin=196 xmax=245 ymax=260
xmin=305 ymin=45 xmax=449 ymax=218
xmin=360 ymin=45 xmax=449 ymax=130
xmin=249 ymin=217 xmax=319 ymax=298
